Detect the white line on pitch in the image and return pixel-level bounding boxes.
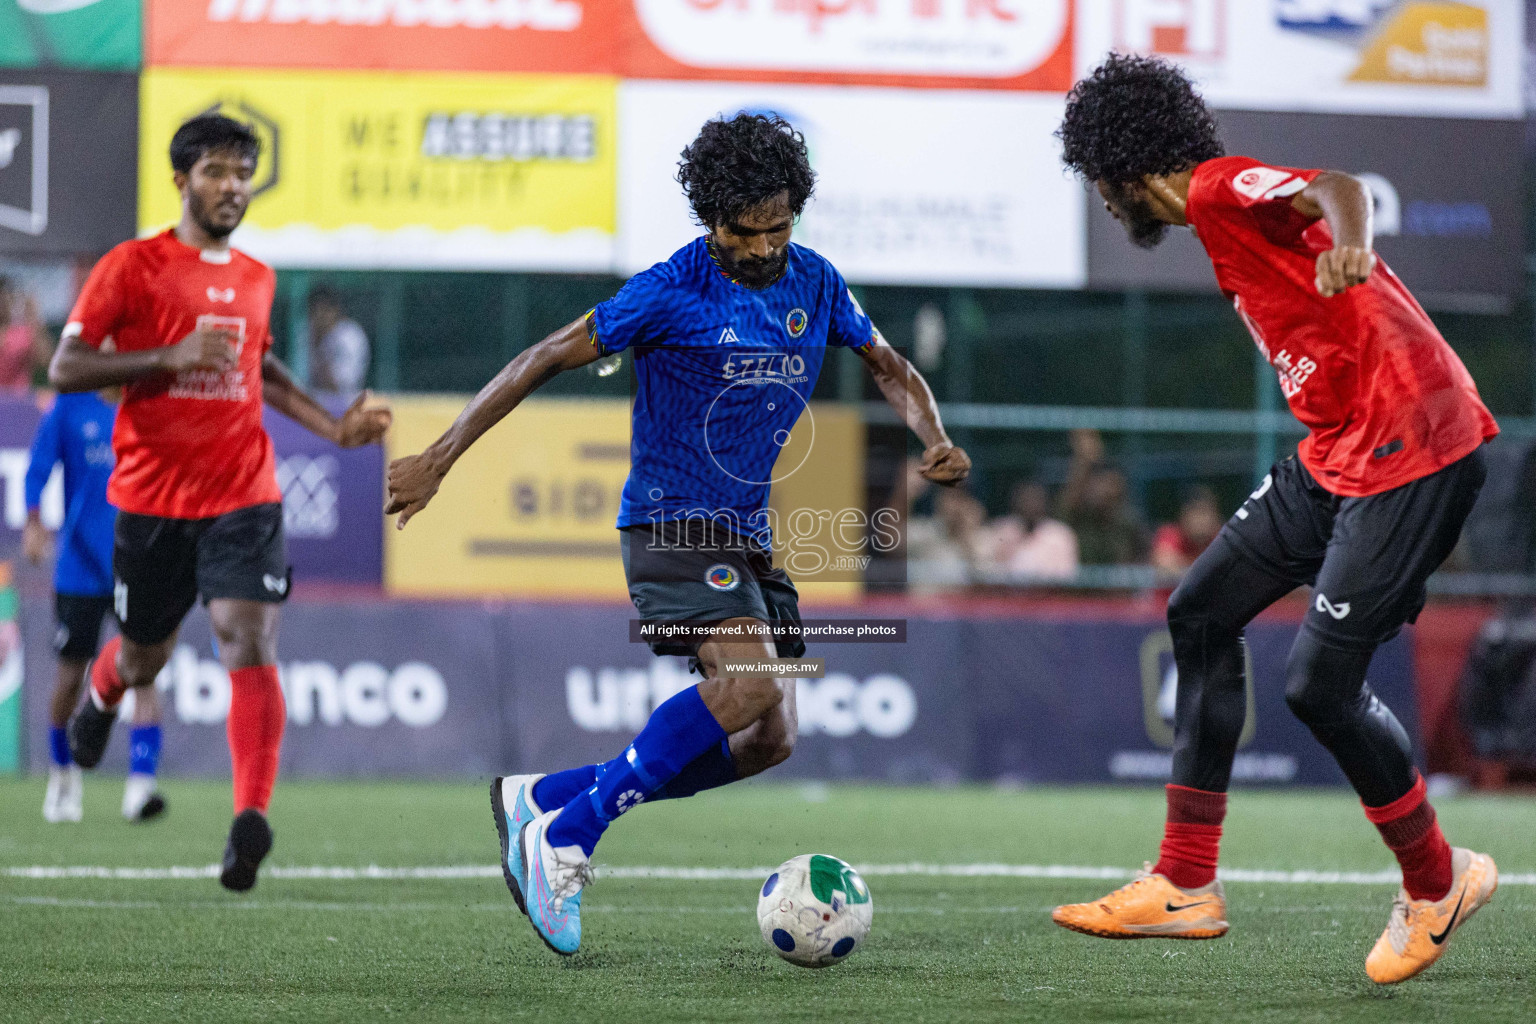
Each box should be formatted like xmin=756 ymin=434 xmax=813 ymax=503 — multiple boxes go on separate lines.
xmin=5 ymin=864 xmax=1536 ymax=885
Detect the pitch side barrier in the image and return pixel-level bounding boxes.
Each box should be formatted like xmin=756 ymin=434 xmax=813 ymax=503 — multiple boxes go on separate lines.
xmin=18 ymin=594 xmax=1419 ymax=787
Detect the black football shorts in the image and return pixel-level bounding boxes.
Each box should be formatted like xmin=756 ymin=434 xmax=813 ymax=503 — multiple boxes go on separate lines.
xmin=113 ymin=502 xmax=289 ymax=647
xmin=621 ymin=517 xmax=806 ymax=664
xmin=1217 ymin=447 xmax=1486 ymax=651
xmin=54 ymin=593 xmax=114 ymax=661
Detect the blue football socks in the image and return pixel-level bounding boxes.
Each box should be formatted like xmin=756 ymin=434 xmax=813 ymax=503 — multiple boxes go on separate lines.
xmin=532 ymin=737 xmax=739 ymax=812
xmin=128 ymin=724 xmax=162 ymax=777
xmin=531 ymin=764 xmax=597 ymax=812
xmin=545 ymin=685 xmax=727 ymax=855
xmin=49 ymin=726 xmax=71 ymax=768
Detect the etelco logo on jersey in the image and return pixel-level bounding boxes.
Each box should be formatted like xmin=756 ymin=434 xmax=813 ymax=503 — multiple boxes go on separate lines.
xmin=1315 ymin=593 xmax=1351 ymax=620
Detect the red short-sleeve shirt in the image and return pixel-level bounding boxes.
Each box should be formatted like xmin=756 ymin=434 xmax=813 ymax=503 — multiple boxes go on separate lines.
xmin=65 ymin=230 xmax=281 ymax=519
xmin=1187 ymin=156 xmax=1498 ymax=497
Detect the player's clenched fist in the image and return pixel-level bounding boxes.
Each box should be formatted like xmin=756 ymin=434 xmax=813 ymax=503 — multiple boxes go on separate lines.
xmin=1315 ymin=245 xmax=1376 ymax=298
xmin=919 ymin=442 xmax=971 ymax=487
xmin=385 ymin=449 xmax=449 ymax=529
xmin=335 ymin=391 xmax=392 ymax=448
xmin=163 ymin=324 xmax=238 ymax=374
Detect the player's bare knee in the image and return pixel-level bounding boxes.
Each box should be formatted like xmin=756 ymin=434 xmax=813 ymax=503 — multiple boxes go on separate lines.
xmin=724 ymin=674 xmax=784 ymax=720
xmin=732 ymin=721 xmax=795 ymax=777
xmin=117 ymin=643 xmax=169 ymax=689
xmin=209 ymin=607 xmax=279 ymax=668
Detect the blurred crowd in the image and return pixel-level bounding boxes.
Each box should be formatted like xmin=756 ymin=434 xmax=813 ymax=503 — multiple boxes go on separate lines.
xmin=893 ymin=428 xmax=1226 ymax=589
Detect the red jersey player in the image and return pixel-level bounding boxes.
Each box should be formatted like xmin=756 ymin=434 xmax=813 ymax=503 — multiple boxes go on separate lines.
xmin=1050 ymin=55 xmax=1499 ymax=984
xmin=51 ymin=114 xmax=391 ymax=890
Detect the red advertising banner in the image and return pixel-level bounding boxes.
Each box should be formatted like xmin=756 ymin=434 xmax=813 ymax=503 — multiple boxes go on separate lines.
xmin=145 ymin=0 xmax=1074 ymax=91
xmin=146 ymin=0 xmax=618 ymax=75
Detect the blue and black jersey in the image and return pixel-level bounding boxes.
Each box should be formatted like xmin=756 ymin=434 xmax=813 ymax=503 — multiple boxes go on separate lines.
xmin=590 ymin=238 xmax=876 ymax=540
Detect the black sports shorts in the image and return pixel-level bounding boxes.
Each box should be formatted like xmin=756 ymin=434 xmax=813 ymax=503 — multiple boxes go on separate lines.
xmin=1217 ymin=447 xmax=1486 ymax=651
xmin=54 ymin=593 xmax=114 ymax=661
xmin=113 ymin=502 xmax=289 ymax=647
xmin=621 ymin=517 xmax=806 ymax=665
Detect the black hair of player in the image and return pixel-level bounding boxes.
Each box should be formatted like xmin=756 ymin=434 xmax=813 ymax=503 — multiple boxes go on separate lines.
xmin=170 ymin=114 xmax=261 ymax=175
xmin=676 ymin=113 xmax=816 ymax=228
xmin=1057 ymin=53 xmax=1224 ymax=186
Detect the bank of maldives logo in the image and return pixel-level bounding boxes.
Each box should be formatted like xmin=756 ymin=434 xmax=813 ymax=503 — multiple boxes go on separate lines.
xmin=0 ymin=85 xmax=49 ymax=237
xmin=706 ymin=563 xmax=740 ymax=592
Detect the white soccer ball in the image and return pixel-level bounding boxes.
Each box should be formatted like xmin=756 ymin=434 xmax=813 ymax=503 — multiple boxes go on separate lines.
xmin=756 ymin=854 xmax=873 ymax=968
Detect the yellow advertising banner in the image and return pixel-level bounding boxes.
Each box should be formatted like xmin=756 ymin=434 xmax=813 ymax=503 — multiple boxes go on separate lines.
xmin=386 ymin=396 xmax=863 ymax=602
xmin=139 ymin=68 xmax=617 ymax=270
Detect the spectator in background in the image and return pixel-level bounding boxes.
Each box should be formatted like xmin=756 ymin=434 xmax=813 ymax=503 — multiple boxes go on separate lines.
xmin=1152 ymin=485 xmax=1224 ymax=576
xmin=891 ymin=457 xmax=994 ymax=586
xmin=307 ymin=285 xmax=370 ymax=396
xmin=984 ymin=479 xmax=1078 ymax=579
xmin=0 ymin=276 xmax=52 ymax=393
xmin=1058 ymin=429 xmax=1151 ymax=565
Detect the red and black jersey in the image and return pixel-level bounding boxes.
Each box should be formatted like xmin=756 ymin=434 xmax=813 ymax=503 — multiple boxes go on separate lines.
xmin=1186 ymin=156 xmax=1498 ymax=497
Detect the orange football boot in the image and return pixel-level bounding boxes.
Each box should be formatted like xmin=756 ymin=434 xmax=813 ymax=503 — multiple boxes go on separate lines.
xmin=1366 ymin=847 xmax=1498 ymax=984
xmin=1053 ymin=864 xmax=1228 ymax=939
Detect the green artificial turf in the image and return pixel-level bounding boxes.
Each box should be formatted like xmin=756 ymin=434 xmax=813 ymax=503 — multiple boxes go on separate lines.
xmin=1 ymin=779 xmax=1532 ymax=1023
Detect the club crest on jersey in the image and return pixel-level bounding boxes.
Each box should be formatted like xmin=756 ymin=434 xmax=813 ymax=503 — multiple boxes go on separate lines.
xmin=1232 ymin=167 xmax=1307 ymax=202
xmin=785 ymin=308 xmax=808 ymax=338
xmin=706 ymin=563 xmax=740 ymax=592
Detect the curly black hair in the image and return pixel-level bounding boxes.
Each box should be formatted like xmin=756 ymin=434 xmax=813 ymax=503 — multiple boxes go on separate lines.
xmin=676 ymin=113 xmax=816 ymax=228
xmin=1057 ymin=53 xmax=1224 ymax=186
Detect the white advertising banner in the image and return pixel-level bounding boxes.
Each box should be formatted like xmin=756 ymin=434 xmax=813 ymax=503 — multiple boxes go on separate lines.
xmin=1077 ymin=0 xmax=1523 ymax=119
xmin=618 ymin=82 xmax=1085 ymax=287
xmin=627 ymin=0 xmax=1074 ymax=86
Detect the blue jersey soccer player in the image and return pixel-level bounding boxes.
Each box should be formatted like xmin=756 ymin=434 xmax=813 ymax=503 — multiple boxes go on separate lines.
xmin=26 ymin=389 xmax=166 ymax=823
xmin=387 ymin=114 xmax=971 ymax=956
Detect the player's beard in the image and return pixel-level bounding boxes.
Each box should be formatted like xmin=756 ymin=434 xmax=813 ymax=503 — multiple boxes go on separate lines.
xmin=1107 ymin=183 xmax=1169 ymax=250
xmin=719 ymin=247 xmax=788 ymax=289
xmin=189 ymin=189 xmax=246 ymax=241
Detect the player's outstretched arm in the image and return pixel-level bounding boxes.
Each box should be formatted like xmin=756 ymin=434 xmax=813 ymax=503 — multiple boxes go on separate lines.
xmin=49 ymin=326 xmax=237 ymax=393
xmin=261 ymin=354 xmax=392 ymax=448
xmin=855 ymin=334 xmax=971 ymax=487
xmin=384 ymin=316 xmax=602 ymax=529
xmin=1292 ymin=171 xmax=1376 ymax=298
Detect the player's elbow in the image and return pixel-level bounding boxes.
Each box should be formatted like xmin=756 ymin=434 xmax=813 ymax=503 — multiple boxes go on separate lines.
xmin=47 ymin=349 xmax=86 ymax=393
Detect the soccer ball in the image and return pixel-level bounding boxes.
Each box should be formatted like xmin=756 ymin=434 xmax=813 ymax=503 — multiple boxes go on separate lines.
xmin=756 ymin=854 xmax=873 ymax=968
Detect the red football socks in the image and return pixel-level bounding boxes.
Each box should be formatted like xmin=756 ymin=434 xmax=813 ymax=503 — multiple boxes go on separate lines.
xmin=89 ymin=635 xmax=126 ymax=708
xmin=228 ymin=665 xmax=286 ymax=815
xmin=1364 ymin=774 xmax=1453 ymax=902
xmin=1154 ymin=784 xmax=1228 ymax=890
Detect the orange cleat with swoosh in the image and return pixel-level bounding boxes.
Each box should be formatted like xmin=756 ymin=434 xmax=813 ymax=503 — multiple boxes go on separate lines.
xmin=1366 ymin=847 xmax=1498 ymax=984
xmin=1052 ymin=865 xmax=1228 ymax=939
